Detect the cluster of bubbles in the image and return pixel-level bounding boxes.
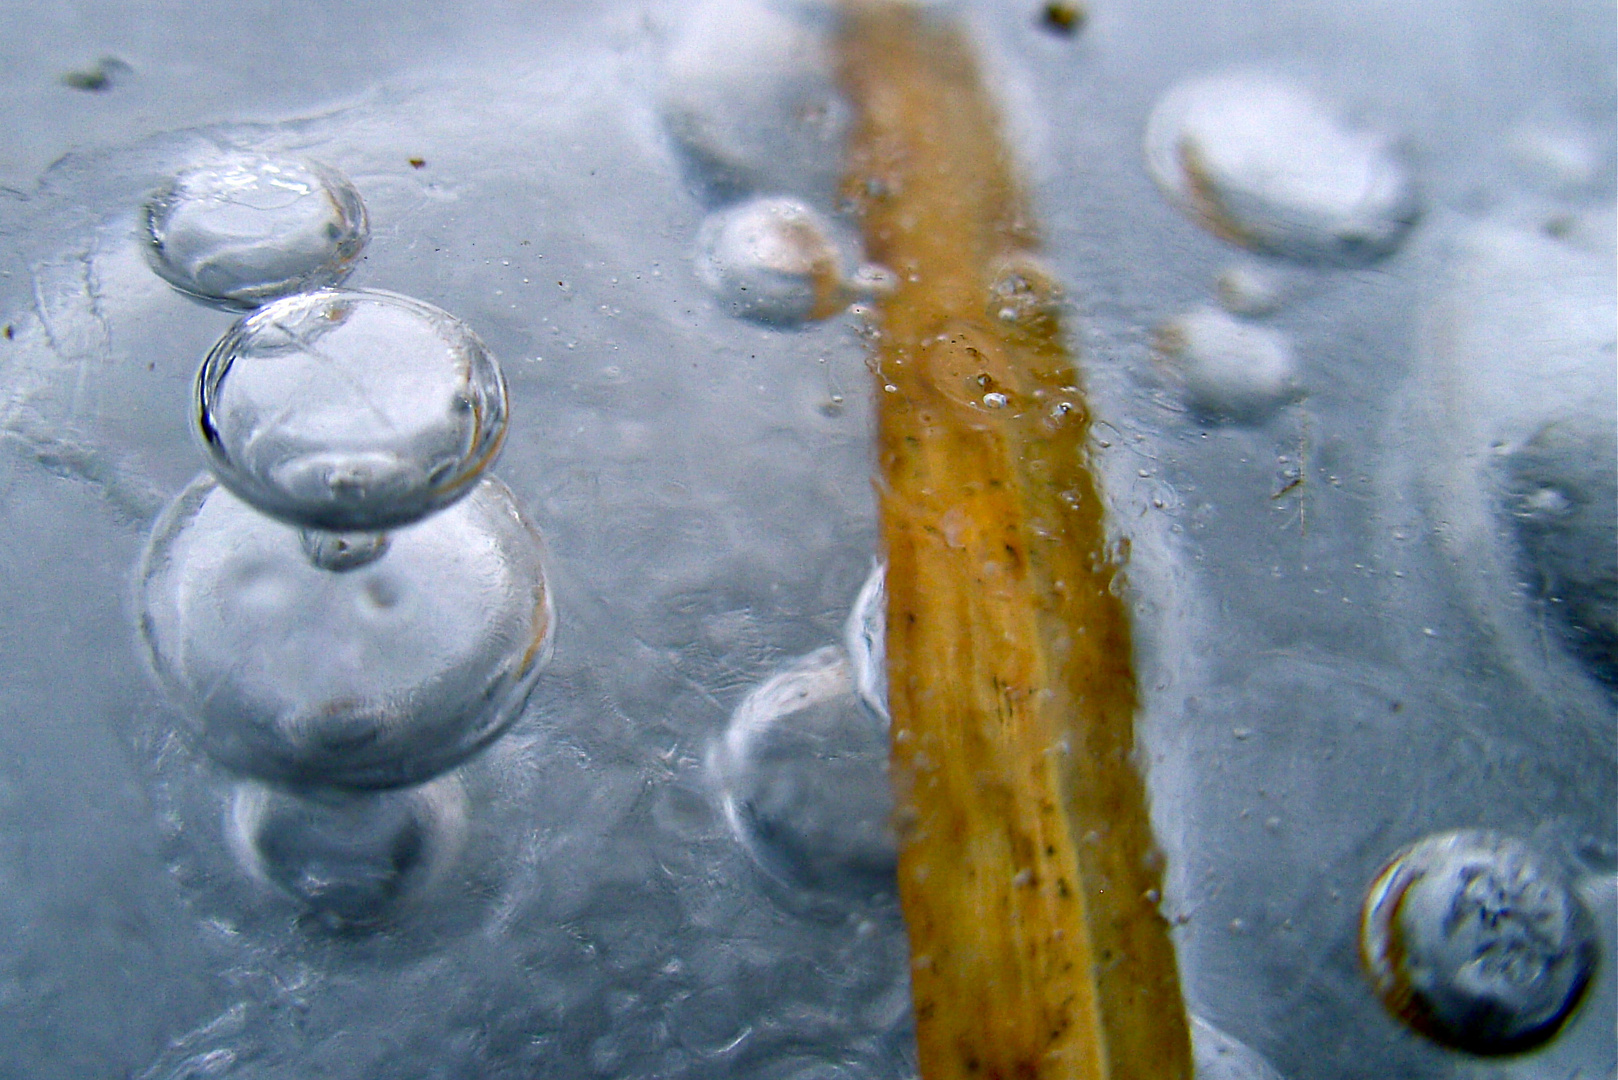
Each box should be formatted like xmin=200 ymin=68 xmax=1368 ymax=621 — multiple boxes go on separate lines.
xmin=663 ymin=0 xmax=894 ymax=328
xmin=137 ymin=153 xmax=553 ymax=927
xmin=1140 ymin=66 xmax=1611 ymax=1062
xmin=1144 ymin=70 xmax=1419 ymax=425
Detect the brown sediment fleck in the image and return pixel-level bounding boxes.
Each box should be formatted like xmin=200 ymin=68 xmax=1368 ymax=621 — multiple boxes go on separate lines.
xmin=837 ymin=3 xmax=1191 ymax=1078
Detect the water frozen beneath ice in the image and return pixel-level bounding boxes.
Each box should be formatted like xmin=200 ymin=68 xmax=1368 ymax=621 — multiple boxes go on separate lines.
xmin=0 ymin=1 xmax=1611 ymax=1078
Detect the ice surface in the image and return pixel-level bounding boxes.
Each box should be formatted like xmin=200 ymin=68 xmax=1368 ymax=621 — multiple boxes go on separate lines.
xmin=0 ymin=0 xmax=1611 ymax=1078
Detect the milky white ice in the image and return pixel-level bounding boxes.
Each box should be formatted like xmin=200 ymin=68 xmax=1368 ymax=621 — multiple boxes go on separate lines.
xmin=1156 ymin=306 xmax=1298 ymax=423
xmin=1144 ymin=71 xmax=1417 ymax=264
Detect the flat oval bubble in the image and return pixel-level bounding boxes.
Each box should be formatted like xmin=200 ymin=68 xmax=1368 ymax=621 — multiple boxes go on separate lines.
xmin=1144 ymin=71 xmax=1418 ymax=264
xmin=1360 ymin=829 xmax=1598 ymax=1055
xmin=711 ymin=646 xmax=896 ymax=906
xmin=196 ymin=289 xmax=508 ymax=532
xmin=140 ymin=474 xmax=553 ymax=789
xmin=1155 ymin=306 xmax=1299 ymax=423
xmin=145 ymin=154 xmax=368 ymax=308
xmin=228 ymin=773 xmax=465 ymax=928
xmin=695 ymin=197 xmax=845 ymax=326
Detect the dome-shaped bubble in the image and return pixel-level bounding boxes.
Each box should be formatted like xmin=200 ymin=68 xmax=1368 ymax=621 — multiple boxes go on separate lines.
xmin=196 ymin=288 xmax=508 ymax=533
xmin=140 ymin=474 xmax=553 ymax=789
xmin=712 ymin=646 xmax=896 ymax=906
xmin=145 ymin=153 xmax=368 ymax=308
xmin=1360 ymin=829 xmax=1597 ymax=1055
xmin=1143 ymin=71 xmax=1418 ymax=265
xmin=228 ymin=773 xmax=466 ymax=928
xmin=695 ymin=197 xmax=846 ymax=326
xmin=1155 ymin=306 xmax=1300 ymax=423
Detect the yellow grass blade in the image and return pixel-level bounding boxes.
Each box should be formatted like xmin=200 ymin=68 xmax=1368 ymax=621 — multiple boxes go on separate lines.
xmin=836 ymin=5 xmax=1193 ymax=1077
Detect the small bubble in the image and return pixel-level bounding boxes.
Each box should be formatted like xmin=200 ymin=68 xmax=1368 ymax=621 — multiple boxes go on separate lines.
xmin=1215 ymin=263 xmax=1289 ymax=317
xmin=982 ymin=391 xmax=1009 ymax=409
xmin=1155 ymin=307 xmax=1299 ymax=423
xmin=196 ymin=289 xmax=507 ymax=533
xmin=1360 ymin=829 xmax=1598 ymax=1055
xmin=985 ymin=254 xmax=1064 ymax=333
xmin=694 ymin=197 xmax=845 ymax=326
xmin=145 ymin=154 xmax=368 ymax=309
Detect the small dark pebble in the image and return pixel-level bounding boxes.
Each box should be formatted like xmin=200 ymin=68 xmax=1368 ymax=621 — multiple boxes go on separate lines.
xmin=61 ymin=57 xmax=132 ymax=92
xmin=1040 ymin=0 xmax=1087 ymax=35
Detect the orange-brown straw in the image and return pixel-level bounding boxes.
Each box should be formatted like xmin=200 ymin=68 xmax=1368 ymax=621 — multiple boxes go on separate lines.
xmin=837 ymin=4 xmax=1192 ymax=1077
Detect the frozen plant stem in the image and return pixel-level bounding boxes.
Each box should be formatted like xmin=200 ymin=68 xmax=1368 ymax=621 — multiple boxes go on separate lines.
xmin=836 ymin=3 xmax=1192 ymax=1078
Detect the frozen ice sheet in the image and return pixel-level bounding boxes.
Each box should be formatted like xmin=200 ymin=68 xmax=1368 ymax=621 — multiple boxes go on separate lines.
xmin=0 ymin=1 xmax=1611 ymax=1079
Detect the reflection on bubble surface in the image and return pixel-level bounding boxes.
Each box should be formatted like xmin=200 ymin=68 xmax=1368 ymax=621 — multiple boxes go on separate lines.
xmin=140 ymin=475 xmax=552 ymax=789
xmin=144 ymin=154 xmax=368 ymax=308
xmin=196 ymin=289 xmax=508 ymax=533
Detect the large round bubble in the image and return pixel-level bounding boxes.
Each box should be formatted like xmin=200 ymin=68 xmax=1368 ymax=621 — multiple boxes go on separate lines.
xmin=196 ymin=288 xmax=508 ymax=532
xmin=140 ymin=475 xmax=552 ymax=789
xmin=145 ymin=153 xmax=369 ymax=308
